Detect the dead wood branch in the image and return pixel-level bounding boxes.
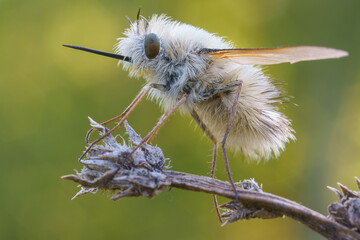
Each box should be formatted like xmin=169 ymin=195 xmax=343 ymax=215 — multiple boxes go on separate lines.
xmin=62 ymin=119 xmax=360 ymax=240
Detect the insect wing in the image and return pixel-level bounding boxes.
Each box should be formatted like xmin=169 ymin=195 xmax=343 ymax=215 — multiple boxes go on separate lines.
xmin=203 ymin=46 xmax=348 ymax=65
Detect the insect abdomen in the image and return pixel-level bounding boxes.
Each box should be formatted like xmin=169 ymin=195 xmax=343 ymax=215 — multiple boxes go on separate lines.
xmin=195 ymin=63 xmax=295 ymax=160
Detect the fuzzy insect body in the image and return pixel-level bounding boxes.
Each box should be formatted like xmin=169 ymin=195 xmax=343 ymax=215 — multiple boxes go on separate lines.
xmin=64 ymin=14 xmax=348 ymax=162
xmin=117 ymin=15 xmax=294 ymax=160
xmin=64 ymin=12 xmax=348 ymax=222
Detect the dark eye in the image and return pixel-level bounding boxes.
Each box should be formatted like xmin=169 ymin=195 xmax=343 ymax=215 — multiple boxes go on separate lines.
xmin=144 ymin=33 xmax=160 ymax=59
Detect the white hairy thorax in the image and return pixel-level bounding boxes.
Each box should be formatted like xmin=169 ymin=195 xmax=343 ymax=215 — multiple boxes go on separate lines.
xmin=115 ymin=14 xmax=295 ymax=161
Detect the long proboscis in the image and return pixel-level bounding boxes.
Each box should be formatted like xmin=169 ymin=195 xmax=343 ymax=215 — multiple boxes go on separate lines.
xmin=62 ymin=44 xmax=132 ymax=62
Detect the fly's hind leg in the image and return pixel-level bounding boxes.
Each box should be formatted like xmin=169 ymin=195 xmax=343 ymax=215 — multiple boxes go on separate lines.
xmin=190 ymin=109 xmax=222 ymax=223
xmin=198 ymin=80 xmax=243 ymax=212
xmin=221 ymin=81 xmax=243 ymax=205
xmin=200 ymin=80 xmax=241 ymax=101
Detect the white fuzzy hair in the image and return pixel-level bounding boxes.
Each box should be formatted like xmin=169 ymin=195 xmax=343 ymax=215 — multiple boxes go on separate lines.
xmin=115 ymin=14 xmax=295 ymax=161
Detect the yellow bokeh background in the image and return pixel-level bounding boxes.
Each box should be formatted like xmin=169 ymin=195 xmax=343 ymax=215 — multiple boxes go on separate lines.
xmin=0 ymin=0 xmax=359 ymax=239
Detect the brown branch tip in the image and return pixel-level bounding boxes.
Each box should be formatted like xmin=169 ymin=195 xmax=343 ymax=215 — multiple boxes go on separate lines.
xmin=61 ymin=118 xmax=360 ymax=240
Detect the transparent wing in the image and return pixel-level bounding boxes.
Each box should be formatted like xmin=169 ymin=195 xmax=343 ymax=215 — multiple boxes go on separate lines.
xmin=202 ymin=46 xmax=348 ymax=65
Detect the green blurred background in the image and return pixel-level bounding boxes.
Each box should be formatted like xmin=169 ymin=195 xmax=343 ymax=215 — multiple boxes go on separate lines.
xmin=1 ymin=0 xmax=359 ymax=239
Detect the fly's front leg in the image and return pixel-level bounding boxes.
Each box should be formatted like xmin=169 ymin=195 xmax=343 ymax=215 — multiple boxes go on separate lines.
xmin=105 ymin=94 xmax=188 ymax=185
xmin=139 ymin=83 xmax=169 ymax=144
xmin=86 ymin=83 xmax=168 ymax=142
xmin=128 ymin=94 xmax=188 ymax=157
xmin=81 ymin=83 xmax=167 ymax=160
xmin=146 ymin=112 xmax=167 ymax=144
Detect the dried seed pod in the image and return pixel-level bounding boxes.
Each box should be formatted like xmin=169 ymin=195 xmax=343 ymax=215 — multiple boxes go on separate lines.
xmin=328 ymin=178 xmax=360 ymax=233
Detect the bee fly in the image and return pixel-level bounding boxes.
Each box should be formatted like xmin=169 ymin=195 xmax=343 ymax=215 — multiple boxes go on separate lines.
xmin=63 ymin=10 xmax=348 ymax=222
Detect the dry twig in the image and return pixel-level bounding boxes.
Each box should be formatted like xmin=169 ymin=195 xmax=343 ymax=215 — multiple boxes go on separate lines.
xmin=62 ymin=119 xmax=360 ymax=240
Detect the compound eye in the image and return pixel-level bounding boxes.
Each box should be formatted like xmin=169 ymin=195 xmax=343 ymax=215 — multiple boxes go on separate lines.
xmin=144 ymin=33 xmax=160 ymax=59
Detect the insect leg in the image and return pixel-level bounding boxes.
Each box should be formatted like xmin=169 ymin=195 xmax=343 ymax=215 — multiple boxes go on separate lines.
xmin=85 ymin=85 xmax=150 ymax=142
xmin=146 ymin=113 xmax=166 ymax=144
xmin=80 ymin=83 xmax=167 ymax=160
xmin=105 ymin=94 xmax=188 ymax=185
xmin=222 ymin=81 xmax=243 ymax=203
xmin=144 ymin=85 xmax=183 ymax=144
xmin=85 ymin=83 xmax=168 ymax=143
xmin=200 ymin=80 xmax=241 ymax=101
xmin=129 ymin=94 xmax=188 ymax=157
xmin=191 ymin=110 xmax=222 ymax=223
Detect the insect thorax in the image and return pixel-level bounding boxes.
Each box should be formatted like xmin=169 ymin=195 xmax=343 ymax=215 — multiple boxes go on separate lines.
xmin=115 ymin=15 xmax=233 ymax=106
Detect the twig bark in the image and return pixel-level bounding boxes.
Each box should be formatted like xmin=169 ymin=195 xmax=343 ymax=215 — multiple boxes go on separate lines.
xmin=165 ymin=171 xmax=360 ymax=240
xmin=62 ymin=119 xmax=360 ymax=240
